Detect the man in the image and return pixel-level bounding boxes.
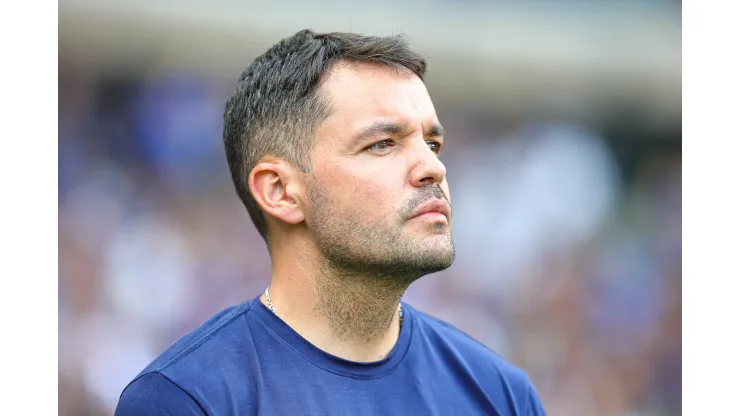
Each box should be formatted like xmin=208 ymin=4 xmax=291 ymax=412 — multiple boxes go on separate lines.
xmin=116 ymin=29 xmax=547 ymax=415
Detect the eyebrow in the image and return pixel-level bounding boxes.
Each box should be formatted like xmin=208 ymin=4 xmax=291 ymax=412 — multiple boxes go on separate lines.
xmin=354 ymin=121 xmax=445 ymax=144
xmin=425 ymin=123 xmax=445 ymax=138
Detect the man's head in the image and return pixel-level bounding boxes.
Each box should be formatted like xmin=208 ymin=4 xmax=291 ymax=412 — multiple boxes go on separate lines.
xmin=224 ymin=30 xmax=454 ymax=280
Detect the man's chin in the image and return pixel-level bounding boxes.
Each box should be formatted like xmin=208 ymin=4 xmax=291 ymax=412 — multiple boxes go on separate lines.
xmin=407 ymin=246 xmax=455 ymax=273
xmin=414 ymin=234 xmax=454 ymax=253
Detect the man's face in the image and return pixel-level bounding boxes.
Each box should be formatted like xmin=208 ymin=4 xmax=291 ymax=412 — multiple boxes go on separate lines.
xmin=304 ymin=61 xmax=454 ymax=279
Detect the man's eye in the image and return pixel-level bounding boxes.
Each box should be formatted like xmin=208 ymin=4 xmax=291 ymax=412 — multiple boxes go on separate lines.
xmin=427 ymin=141 xmax=442 ymax=154
xmin=367 ymin=140 xmax=394 ymax=154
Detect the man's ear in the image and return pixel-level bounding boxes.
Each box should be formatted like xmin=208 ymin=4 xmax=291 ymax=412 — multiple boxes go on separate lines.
xmin=249 ymin=158 xmax=306 ymax=226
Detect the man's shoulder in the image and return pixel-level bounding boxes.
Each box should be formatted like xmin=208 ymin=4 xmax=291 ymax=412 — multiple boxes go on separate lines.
xmin=407 ymin=304 xmax=546 ymax=413
xmin=407 ymin=303 xmax=533 ymax=385
xmin=146 ymin=301 xmax=254 ymax=373
xmin=122 ymin=300 xmax=258 ymax=400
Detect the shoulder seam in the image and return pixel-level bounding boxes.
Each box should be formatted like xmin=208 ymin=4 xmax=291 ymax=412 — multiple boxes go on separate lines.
xmin=157 ymin=303 xmax=253 ymax=372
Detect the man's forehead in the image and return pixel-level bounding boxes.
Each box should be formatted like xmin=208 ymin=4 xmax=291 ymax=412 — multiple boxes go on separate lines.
xmin=320 ymin=62 xmax=438 ymax=130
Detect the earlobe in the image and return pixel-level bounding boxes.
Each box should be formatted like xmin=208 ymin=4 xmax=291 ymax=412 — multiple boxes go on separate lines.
xmin=249 ymin=161 xmax=305 ymax=226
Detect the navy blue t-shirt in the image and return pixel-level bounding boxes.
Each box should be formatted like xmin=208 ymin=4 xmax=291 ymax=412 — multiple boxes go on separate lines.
xmin=116 ymin=295 xmax=546 ymax=415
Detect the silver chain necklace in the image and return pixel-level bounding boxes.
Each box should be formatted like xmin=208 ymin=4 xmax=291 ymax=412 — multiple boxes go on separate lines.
xmin=264 ymin=286 xmax=403 ymax=327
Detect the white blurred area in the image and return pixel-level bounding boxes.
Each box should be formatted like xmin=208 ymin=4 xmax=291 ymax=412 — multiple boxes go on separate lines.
xmin=58 ymin=2 xmax=681 ymax=415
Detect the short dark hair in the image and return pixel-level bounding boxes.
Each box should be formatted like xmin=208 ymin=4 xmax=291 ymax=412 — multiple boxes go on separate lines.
xmin=223 ymin=29 xmax=428 ymax=243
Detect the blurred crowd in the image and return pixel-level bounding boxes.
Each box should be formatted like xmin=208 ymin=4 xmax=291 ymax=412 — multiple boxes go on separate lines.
xmin=58 ymin=63 xmax=681 ymax=416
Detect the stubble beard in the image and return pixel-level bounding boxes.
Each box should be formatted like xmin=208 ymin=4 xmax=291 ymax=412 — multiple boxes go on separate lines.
xmin=304 ymin=181 xmax=455 ymax=340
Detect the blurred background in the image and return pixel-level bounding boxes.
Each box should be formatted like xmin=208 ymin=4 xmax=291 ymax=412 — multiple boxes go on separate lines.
xmin=58 ymin=1 xmax=681 ymax=415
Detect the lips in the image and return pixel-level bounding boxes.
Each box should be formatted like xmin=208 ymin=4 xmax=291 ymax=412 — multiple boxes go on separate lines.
xmin=409 ymin=199 xmax=451 ymax=221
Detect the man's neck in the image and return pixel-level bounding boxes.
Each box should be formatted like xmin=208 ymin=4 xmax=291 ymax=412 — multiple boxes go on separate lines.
xmin=262 ymin=245 xmax=409 ymax=362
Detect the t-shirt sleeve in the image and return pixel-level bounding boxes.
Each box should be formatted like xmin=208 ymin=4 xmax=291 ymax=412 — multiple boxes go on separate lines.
xmin=115 ymin=372 xmax=207 ymax=416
